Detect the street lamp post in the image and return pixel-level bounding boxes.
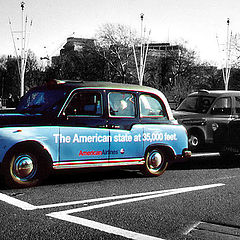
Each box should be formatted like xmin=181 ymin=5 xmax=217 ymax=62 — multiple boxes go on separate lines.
xmin=132 ymin=13 xmax=150 ymax=86
xmin=9 ymin=2 xmax=32 ymax=97
xmin=20 ymin=1 xmax=25 ymax=97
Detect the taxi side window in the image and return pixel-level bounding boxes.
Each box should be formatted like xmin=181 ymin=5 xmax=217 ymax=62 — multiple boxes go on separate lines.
xmin=64 ymin=91 xmax=102 ymax=116
xmin=140 ymin=94 xmax=167 ymax=118
xmin=211 ymin=97 xmax=231 ymax=115
xmin=109 ymin=92 xmax=135 ymax=117
xmin=235 ymin=97 xmax=240 ymax=114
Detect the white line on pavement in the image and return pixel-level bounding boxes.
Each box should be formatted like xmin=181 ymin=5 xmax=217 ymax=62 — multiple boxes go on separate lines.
xmin=48 ymin=213 xmax=164 ymax=240
xmin=34 ymin=188 xmax=179 ymax=209
xmin=0 ymin=188 xmax=187 ymax=210
xmin=0 ymin=183 xmax=225 ymax=240
xmin=0 ymin=183 xmax=225 ymax=211
xmin=47 ymin=183 xmax=225 ymax=240
xmin=47 ymin=183 xmax=225 ymax=215
xmin=0 ymin=193 xmax=35 ymax=210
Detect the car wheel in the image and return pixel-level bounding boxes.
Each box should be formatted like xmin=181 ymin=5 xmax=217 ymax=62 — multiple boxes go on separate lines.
xmin=141 ymin=149 xmax=168 ymax=177
xmin=188 ymin=133 xmax=204 ymax=151
xmin=2 ymin=148 xmax=46 ymax=188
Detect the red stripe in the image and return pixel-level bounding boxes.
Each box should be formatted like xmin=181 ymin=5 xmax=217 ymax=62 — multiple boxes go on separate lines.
xmin=54 ymin=158 xmax=144 ymax=167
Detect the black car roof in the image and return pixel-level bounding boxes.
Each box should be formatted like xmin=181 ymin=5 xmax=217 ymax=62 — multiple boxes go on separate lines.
xmin=188 ymin=89 xmax=240 ymax=97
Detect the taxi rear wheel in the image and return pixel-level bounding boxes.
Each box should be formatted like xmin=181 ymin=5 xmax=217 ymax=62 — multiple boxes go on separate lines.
xmin=2 ymin=148 xmax=46 ymax=188
xmin=141 ymin=149 xmax=168 ymax=177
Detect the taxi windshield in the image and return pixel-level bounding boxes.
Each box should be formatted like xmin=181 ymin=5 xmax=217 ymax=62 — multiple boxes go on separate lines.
xmin=16 ymin=89 xmax=67 ymax=113
xmin=177 ymin=95 xmax=215 ymax=113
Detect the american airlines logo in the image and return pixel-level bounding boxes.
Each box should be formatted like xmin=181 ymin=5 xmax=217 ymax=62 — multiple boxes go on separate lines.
xmin=79 ymin=150 xmax=102 ymax=156
xmin=79 ymin=150 xmax=119 ymax=156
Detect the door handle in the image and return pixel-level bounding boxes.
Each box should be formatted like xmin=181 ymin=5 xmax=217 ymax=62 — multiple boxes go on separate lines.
xmin=98 ymin=124 xmax=121 ymax=129
xmin=108 ymin=124 xmax=120 ymax=129
xmin=97 ymin=124 xmax=108 ymax=128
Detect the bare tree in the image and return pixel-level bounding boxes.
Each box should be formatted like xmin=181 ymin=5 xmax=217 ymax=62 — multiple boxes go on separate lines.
xmin=95 ymin=23 xmax=139 ymax=83
xmin=228 ymin=33 xmax=240 ymax=68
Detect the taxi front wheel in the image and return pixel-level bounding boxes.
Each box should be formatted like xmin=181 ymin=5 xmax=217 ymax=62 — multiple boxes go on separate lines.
xmin=2 ymin=148 xmax=46 ymax=188
xmin=141 ymin=149 xmax=168 ymax=177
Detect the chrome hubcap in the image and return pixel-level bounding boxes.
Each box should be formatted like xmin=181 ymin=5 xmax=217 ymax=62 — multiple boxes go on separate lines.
xmin=13 ymin=155 xmax=35 ymax=180
xmin=149 ymin=151 xmax=162 ymax=169
xmin=189 ymin=135 xmax=199 ymax=147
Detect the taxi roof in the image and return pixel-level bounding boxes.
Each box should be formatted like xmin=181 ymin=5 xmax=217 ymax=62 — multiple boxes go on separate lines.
xmin=42 ymin=79 xmax=160 ymax=93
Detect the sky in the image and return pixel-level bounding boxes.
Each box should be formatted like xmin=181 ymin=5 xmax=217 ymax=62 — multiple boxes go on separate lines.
xmin=1 ymin=0 xmax=240 ymax=65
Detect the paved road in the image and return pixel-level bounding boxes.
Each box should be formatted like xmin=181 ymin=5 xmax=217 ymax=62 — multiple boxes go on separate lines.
xmin=0 ymin=153 xmax=240 ymax=240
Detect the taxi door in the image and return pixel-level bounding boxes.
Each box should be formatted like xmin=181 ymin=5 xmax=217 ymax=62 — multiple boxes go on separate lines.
xmin=58 ymin=90 xmax=110 ymax=166
xmin=107 ymin=91 xmax=144 ymax=165
xmin=206 ymin=96 xmax=233 ymax=143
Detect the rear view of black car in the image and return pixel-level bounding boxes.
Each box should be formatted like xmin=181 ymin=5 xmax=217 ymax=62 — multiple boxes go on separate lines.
xmin=214 ymin=119 xmax=240 ymax=157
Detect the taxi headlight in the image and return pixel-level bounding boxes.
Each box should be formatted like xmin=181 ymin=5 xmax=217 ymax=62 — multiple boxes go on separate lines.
xmin=212 ymin=123 xmax=219 ymax=131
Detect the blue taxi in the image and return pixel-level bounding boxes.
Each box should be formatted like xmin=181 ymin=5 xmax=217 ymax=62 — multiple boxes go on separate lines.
xmin=0 ymin=80 xmax=190 ymax=188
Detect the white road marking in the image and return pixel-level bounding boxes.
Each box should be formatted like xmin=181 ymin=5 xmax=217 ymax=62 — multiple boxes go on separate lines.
xmin=34 ymin=188 xmax=181 ymax=209
xmin=0 ymin=188 xmax=195 ymax=210
xmin=47 ymin=183 xmax=225 ymax=215
xmin=47 ymin=183 xmax=225 ymax=240
xmin=0 ymin=193 xmax=35 ymax=210
xmin=0 ymin=183 xmax=225 ymax=240
xmin=48 ymin=214 xmax=164 ymax=240
xmin=0 ymin=183 xmax=225 ymax=211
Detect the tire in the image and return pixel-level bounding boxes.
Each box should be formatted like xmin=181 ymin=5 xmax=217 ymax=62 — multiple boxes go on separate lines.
xmin=188 ymin=132 xmax=204 ymax=151
xmin=141 ymin=149 xmax=168 ymax=177
xmin=2 ymin=147 xmax=47 ymax=188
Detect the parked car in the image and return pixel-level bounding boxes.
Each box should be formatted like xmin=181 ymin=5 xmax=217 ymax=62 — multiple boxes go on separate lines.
xmin=0 ymin=80 xmax=190 ymax=188
xmin=173 ymin=90 xmax=240 ymax=151
xmin=214 ymin=118 xmax=240 ymax=157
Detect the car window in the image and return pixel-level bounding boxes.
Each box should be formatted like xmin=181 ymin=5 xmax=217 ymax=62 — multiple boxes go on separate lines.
xmin=16 ymin=89 xmax=67 ymax=113
xmin=140 ymin=94 xmax=167 ymax=119
xmin=64 ymin=91 xmax=102 ymax=116
xmin=211 ymin=97 xmax=231 ymax=115
xmin=109 ymin=92 xmax=135 ymax=117
xmin=235 ymin=97 xmax=240 ymax=114
xmin=177 ymin=96 xmax=215 ymax=113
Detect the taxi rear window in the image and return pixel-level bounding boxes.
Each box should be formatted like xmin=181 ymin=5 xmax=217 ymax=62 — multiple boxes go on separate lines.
xmin=140 ymin=94 xmax=167 ymax=119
